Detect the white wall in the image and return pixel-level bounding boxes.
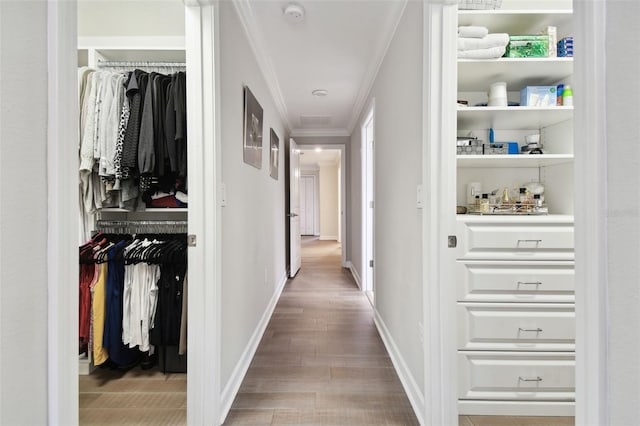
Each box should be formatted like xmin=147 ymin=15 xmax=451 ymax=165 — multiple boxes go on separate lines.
xmin=319 ymin=162 xmax=340 ymax=240
xmin=77 ymin=0 xmax=185 ymax=37
xmin=0 ymin=2 xmax=49 ymax=424
xmin=218 ymin=1 xmax=287 ymax=390
xmin=606 ymin=2 xmax=640 ymax=424
xmin=349 ymin=0 xmax=424 ymax=394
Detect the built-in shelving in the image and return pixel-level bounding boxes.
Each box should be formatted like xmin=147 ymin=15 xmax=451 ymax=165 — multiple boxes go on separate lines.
xmin=457 ymin=154 xmax=573 ymax=168
xmin=457 ymin=10 xmax=573 ymax=35
xmin=458 ymin=58 xmax=573 ymax=92
xmin=457 ymin=106 xmax=573 ymax=130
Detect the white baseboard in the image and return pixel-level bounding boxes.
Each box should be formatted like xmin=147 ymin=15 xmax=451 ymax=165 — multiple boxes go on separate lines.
xmin=219 ymin=272 xmax=288 ymax=423
xmin=374 ymin=310 xmax=425 ymax=425
xmin=319 ymin=235 xmax=338 ymax=241
xmin=346 ymin=261 xmax=362 ymax=290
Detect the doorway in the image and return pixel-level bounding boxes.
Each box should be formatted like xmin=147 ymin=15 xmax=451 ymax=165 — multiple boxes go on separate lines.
xmin=362 ymin=104 xmax=375 ymax=302
xmin=294 ymin=145 xmax=347 ymax=266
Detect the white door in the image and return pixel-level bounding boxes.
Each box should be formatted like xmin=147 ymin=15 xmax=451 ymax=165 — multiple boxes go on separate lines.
xmin=289 ymin=138 xmax=302 ymax=277
xmin=300 ymin=175 xmax=316 ymax=235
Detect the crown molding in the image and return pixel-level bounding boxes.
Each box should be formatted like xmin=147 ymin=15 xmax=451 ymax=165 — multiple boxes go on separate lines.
xmin=290 ymin=127 xmax=351 ymax=138
xmin=346 ymin=0 xmax=408 ymax=134
xmin=183 ymin=0 xmax=216 ymax=7
xmin=232 ymin=0 xmax=292 ymax=133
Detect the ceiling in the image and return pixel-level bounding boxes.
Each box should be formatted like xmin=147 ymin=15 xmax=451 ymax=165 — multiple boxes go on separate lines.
xmin=299 ymin=148 xmax=341 ymax=168
xmin=237 ymin=0 xmax=406 ymax=137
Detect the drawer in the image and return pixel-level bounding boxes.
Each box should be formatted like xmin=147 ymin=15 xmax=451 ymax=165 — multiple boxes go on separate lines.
xmin=457 ymin=221 xmax=574 ymax=260
xmin=458 ymin=303 xmax=575 ymax=351
xmin=456 ymin=261 xmax=575 ymax=303
xmin=458 ymin=351 xmax=575 ymax=401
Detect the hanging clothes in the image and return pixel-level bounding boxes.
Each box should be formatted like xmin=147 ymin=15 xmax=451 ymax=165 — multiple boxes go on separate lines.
xmin=77 ymin=67 xmax=188 ymax=225
xmin=78 ymin=231 xmax=188 ymax=371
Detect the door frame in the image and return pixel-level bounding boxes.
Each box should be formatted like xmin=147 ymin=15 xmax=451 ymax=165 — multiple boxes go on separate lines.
xmin=422 ymin=0 xmax=607 ymax=425
xmin=361 ymin=101 xmax=375 ymax=296
xmin=296 ymin=143 xmax=348 ymax=267
xmin=46 ymin=0 xmax=220 ymax=424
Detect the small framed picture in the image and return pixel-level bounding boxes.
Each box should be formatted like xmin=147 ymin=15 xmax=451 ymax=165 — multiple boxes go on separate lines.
xmin=269 ymin=128 xmax=279 ymax=180
xmin=243 ymin=86 xmax=263 ymax=169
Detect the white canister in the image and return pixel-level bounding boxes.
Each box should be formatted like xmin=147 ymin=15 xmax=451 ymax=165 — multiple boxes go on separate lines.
xmin=466 ymin=182 xmax=482 ymax=205
xmin=488 ymin=82 xmax=508 ymax=106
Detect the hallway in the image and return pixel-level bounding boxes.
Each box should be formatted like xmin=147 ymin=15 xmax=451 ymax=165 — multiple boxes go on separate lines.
xmin=224 ymin=237 xmax=419 ymax=425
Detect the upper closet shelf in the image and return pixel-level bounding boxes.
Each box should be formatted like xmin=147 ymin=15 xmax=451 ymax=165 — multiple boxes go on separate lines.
xmin=457 ymin=106 xmax=573 ymax=130
xmin=78 ymin=36 xmax=186 ymax=65
xmin=457 ymin=10 xmax=573 ymax=36
xmin=458 ymin=58 xmax=573 ymax=92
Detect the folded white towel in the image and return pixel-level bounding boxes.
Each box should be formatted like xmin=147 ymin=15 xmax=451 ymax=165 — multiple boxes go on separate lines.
xmin=458 ymin=33 xmax=509 ymax=51
xmin=457 ymin=46 xmax=507 ymax=60
xmin=458 ymin=26 xmax=489 ymax=39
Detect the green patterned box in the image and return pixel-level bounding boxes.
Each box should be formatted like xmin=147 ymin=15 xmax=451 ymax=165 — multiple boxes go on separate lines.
xmin=505 ymin=35 xmax=549 ymax=58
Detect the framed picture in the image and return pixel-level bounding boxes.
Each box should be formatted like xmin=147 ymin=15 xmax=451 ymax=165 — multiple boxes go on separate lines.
xmin=269 ymin=129 xmax=279 ymax=180
xmin=243 ymin=86 xmax=263 ymax=169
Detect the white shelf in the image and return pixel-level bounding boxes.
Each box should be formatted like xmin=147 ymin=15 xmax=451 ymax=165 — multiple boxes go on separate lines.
xmin=457 ymin=154 xmax=573 ymax=168
xmin=99 ymin=208 xmax=188 ymax=213
xmin=457 ymin=10 xmax=573 ymax=35
xmin=456 ymin=214 xmax=574 ymax=224
xmin=458 ymin=58 xmax=573 ymax=92
xmin=457 ymin=106 xmax=573 ymax=130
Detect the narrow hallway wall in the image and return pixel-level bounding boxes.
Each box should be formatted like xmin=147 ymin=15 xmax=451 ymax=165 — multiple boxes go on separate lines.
xmin=0 ymin=2 xmax=49 ymax=423
xmin=349 ymin=0 xmax=425 ymax=405
xmin=219 ymin=1 xmax=288 ymax=397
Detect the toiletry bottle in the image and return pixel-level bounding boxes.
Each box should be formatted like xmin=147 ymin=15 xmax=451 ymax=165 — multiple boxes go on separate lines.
xmin=563 ymin=85 xmax=573 ymax=106
xmin=501 ymin=187 xmax=510 ymax=205
xmin=533 ymin=194 xmax=542 ymax=207
xmin=519 ymin=187 xmax=528 ymax=203
xmin=480 ymin=194 xmax=490 ymax=213
xmin=474 ymin=195 xmax=480 ymax=211
xmin=557 ymin=84 xmax=564 ymax=106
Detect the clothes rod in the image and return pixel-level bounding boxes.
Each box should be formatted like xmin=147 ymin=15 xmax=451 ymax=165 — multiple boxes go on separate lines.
xmin=95 ymin=220 xmax=188 ymax=234
xmin=96 ymin=60 xmax=186 ymax=68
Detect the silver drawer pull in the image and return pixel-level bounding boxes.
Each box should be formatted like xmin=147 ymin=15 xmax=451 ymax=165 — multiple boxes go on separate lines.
xmin=518 ymin=376 xmax=543 ymax=382
xmin=517 ymin=281 xmax=542 ymax=288
xmin=518 ymin=327 xmax=543 ymax=333
xmin=517 ymin=239 xmax=542 ymax=244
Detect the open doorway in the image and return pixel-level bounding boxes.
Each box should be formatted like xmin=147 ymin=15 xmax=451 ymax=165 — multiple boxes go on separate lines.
xmin=297 ymin=146 xmax=345 ymax=261
xmin=361 ymin=104 xmax=375 ymax=303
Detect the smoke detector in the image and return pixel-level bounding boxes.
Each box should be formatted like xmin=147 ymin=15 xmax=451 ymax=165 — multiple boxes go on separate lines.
xmin=283 ymin=3 xmax=305 ymax=23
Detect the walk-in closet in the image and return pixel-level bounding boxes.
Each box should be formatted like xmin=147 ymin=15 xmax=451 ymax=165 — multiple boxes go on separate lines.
xmin=77 ymin=1 xmax=189 ymax=421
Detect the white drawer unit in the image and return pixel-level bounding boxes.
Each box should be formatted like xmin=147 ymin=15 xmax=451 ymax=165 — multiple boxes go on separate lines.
xmin=458 ymin=303 xmax=575 ymax=351
xmin=458 ymin=352 xmax=575 ymax=401
xmin=457 ymin=220 xmax=574 ymax=261
xmin=456 ymin=261 xmax=575 ymax=303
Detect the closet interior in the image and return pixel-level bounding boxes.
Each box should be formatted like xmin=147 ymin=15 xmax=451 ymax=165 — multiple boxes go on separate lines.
xmin=77 ymin=0 xmax=188 ymax=383
xmin=453 ymin=0 xmax=575 ymax=417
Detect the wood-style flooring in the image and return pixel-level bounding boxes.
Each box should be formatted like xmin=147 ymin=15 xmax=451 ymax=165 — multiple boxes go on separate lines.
xmin=79 ymin=236 xmax=575 ymax=425
xmin=224 ymin=237 xmax=418 ymax=425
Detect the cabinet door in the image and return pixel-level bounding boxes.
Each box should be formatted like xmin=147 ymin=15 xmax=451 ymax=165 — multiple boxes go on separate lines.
xmin=457 ymin=220 xmax=574 ymax=260
xmin=456 ymin=260 xmax=574 ymax=303
xmin=458 ymin=352 xmax=575 ymax=401
xmin=458 ymin=303 xmax=575 ymax=351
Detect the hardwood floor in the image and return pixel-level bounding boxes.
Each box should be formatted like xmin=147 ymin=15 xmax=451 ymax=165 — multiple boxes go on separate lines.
xmin=224 ymin=237 xmax=419 ymax=425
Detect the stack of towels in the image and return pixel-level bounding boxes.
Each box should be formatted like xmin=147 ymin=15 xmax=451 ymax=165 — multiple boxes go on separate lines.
xmin=458 ymin=26 xmax=509 ymax=59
